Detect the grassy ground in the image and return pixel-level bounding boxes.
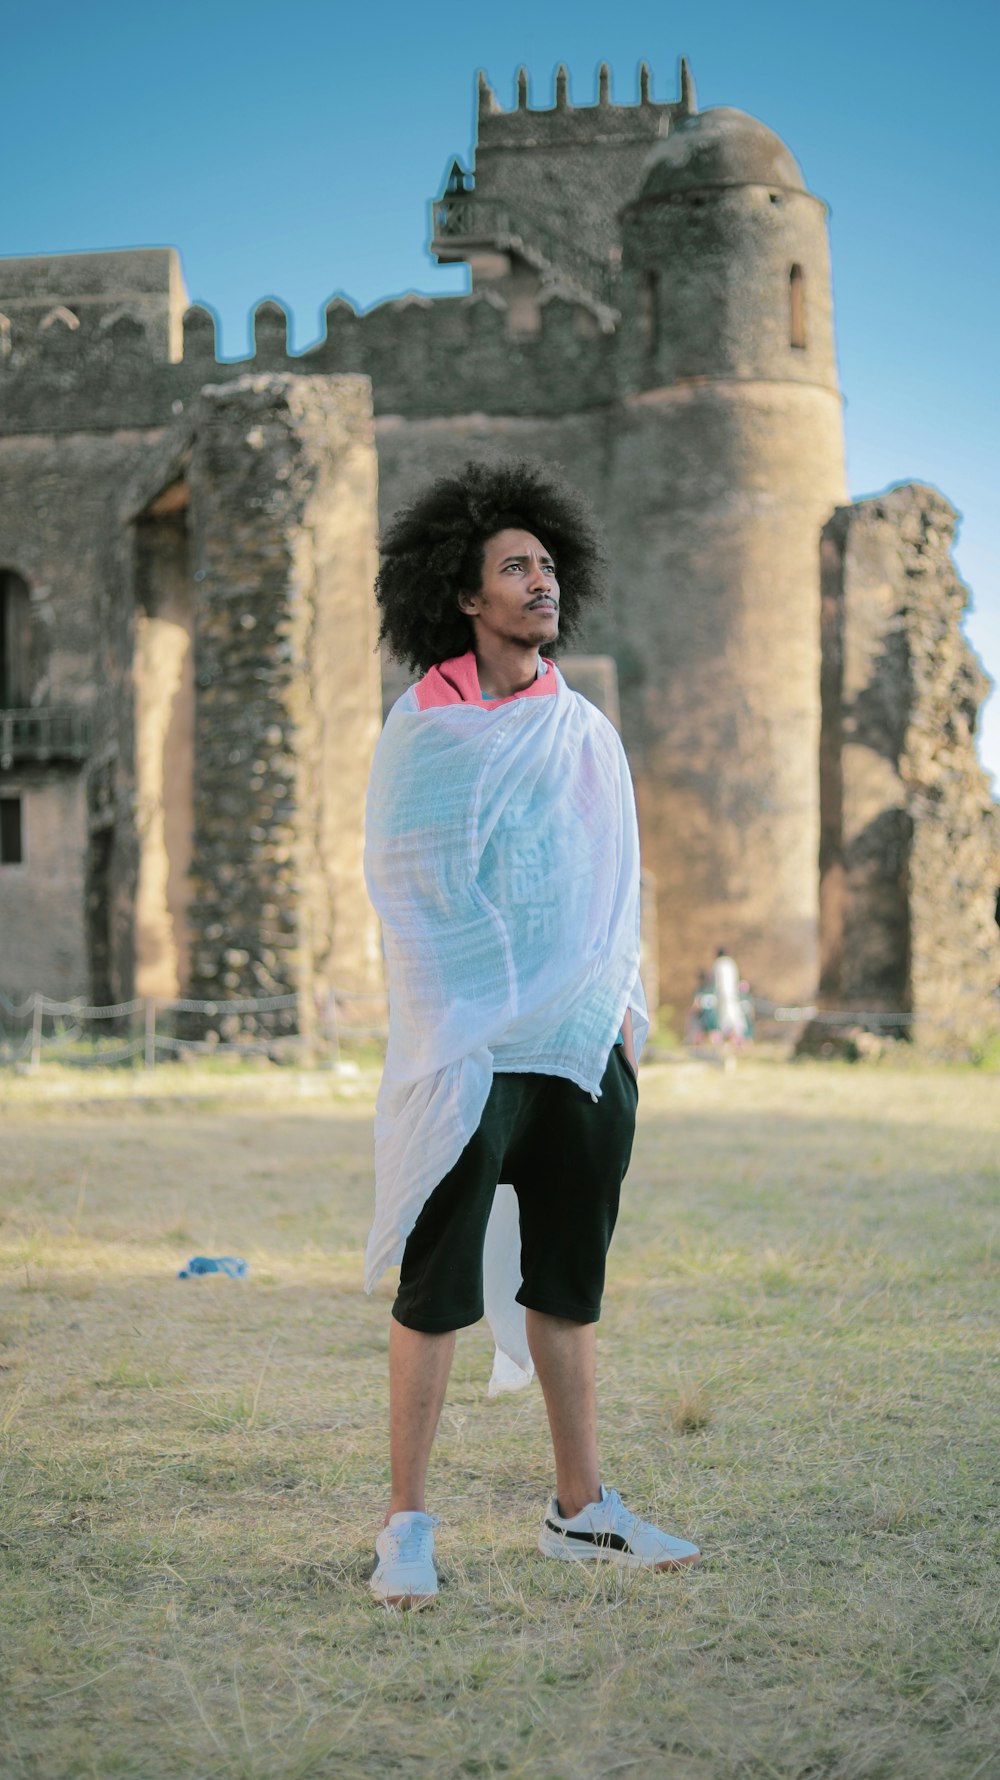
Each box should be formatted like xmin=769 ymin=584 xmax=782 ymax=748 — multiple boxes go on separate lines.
xmin=1 ymin=1057 xmax=998 ymax=1780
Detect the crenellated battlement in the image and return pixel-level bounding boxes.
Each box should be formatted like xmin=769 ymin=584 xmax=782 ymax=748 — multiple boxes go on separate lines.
xmin=0 ymin=300 xmax=153 ymax=366
xmin=0 ymin=60 xmax=698 ymax=435
xmin=0 ymin=247 xmax=186 ymax=364
xmin=433 ymin=60 xmax=698 ymax=309
xmin=0 ymin=275 xmax=620 ymax=435
xmin=475 ymin=57 xmax=696 ymax=135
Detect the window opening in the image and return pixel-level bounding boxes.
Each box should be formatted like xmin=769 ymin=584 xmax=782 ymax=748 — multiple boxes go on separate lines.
xmin=789 ymin=264 xmax=806 ymax=349
xmin=0 ymin=570 xmax=31 ymax=706
xmin=0 ymin=795 xmax=23 ymax=864
xmin=638 ymin=269 xmax=660 ymax=356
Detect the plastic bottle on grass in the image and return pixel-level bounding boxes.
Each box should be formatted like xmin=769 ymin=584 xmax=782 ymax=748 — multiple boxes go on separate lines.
xmin=178 ymin=1255 xmax=248 ymax=1279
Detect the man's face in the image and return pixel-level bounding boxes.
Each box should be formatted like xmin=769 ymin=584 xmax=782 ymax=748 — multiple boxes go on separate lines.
xmin=459 ymin=528 xmax=560 ymax=650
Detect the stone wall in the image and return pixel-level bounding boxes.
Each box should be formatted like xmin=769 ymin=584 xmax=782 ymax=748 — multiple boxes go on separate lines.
xmin=113 ymin=373 xmax=383 ymax=1038
xmin=0 ymin=770 xmax=88 ymax=1001
xmin=611 ymin=378 xmax=847 ymax=1019
xmin=819 ymin=485 xmax=999 ymax=1052
xmin=2 ymin=71 xmax=996 ymax=1046
xmin=619 ymin=184 xmax=836 ymax=394
xmin=0 ymin=427 xmax=166 ymax=1002
xmin=0 ymin=248 xmax=187 ymax=362
xmin=0 ymin=282 xmax=620 ymax=437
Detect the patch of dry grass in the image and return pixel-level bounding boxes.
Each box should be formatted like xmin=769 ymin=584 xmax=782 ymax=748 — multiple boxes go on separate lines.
xmin=1 ymin=1059 xmax=998 ymax=1778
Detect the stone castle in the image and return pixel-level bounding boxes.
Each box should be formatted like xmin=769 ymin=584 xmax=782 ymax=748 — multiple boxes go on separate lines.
xmin=0 ymin=58 xmax=996 ymax=1050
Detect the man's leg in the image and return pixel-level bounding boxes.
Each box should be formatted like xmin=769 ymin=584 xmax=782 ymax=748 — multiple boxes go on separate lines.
xmin=518 ymin=1064 xmax=699 ymax=1570
xmin=527 ymin=1302 xmax=701 ymax=1571
xmin=386 ymin=1080 xmax=520 ymax=1524
xmin=526 ymin=1310 xmax=600 ymax=1518
xmin=387 ymin=1319 xmax=456 ymax=1518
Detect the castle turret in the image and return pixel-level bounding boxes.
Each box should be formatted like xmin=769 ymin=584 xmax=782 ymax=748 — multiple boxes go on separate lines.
xmin=611 ymin=102 xmax=848 ymax=1015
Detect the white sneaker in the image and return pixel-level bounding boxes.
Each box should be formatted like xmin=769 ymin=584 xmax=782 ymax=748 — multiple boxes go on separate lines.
xmin=538 ymin=1486 xmax=700 ymax=1570
xmin=369 ymin=1511 xmax=439 ymax=1609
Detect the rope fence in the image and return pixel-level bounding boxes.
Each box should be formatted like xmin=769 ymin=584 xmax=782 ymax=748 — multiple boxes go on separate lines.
xmin=755 ymin=1003 xmax=916 ymax=1027
xmin=5 ymin=984 xmax=989 ymax=1074
xmin=0 ymin=986 xmax=389 ymax=1071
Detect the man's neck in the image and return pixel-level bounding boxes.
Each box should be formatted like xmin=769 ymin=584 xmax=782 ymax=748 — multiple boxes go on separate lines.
xmin=474 ymin=639 xmax=541 ymax=700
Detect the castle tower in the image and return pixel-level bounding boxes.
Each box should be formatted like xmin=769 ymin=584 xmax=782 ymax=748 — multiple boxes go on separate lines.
xmin=612 ymin=102 xmax=849 ymax=1015
xmin=430 ymin=62 xmax=689 ymax=328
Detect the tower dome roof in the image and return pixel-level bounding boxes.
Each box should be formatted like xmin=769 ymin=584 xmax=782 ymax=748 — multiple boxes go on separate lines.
xmin=640 ymin=107 xmax=806 ymax=198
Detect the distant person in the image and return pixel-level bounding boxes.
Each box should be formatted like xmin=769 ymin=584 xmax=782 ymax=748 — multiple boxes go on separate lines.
xmin=739 ymin=979 xmax=755 ymax=1043
xmin=685 ymin=971 xmax=717 ymax=1046
xmin=713 ymin=946 xmax=747 ymax=1046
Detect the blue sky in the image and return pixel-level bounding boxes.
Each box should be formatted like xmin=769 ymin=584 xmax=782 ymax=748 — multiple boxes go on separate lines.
xmin=6 ymin=0 xmax=999 ymax=782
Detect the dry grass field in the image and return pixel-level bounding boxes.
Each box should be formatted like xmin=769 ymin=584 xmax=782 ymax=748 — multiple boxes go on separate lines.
xmin=1 ymin=1056 xmax=998 ymax=1780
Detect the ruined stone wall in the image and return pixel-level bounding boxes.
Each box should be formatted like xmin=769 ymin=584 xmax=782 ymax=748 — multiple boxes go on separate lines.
xmin=0 ymin=433 xmax=142 ymax=709
xmin=2 ymin=79 xmax=994 ymax=1044
xmin=0 ymin=771 xmax=88 ymax=1001
xmin=820 ymin=485 xmax=999 ymax=1052
xmin=0 ymin=246 xmax=511 ymax=1016
xmin=0 ymin=248 xmax=187 ymax=362
xmin=0 ymin=274 xmax=618 ymax=438
xmin=0 ymin=428 xmax=165 ymax=1001
xmin=288 ymin=289 xmax=617 ymax=418
xmin=114 ymin=373 xmax=384 ymax=1037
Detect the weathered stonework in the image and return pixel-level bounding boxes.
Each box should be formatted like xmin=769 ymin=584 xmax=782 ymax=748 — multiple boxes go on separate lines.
xmin=819 ymin=485 xmax=999 ymax=1053
xmin=122 ymin=375 xmax=383 ymax=1036
xmin=0 ymin=58 xmax=995 ymax=1047
xmin=0 ymin=769 xmax=88 ymax=1001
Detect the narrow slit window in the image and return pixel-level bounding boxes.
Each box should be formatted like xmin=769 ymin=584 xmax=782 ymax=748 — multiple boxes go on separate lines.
xmin=639 ymin=269 xmax=660 ymax=355
xmin=789 ymin=264 xmax=806 ymax=349
xmin=0 ymin=569 xmax=31 ymax=706
xmin=0 ymin=796 xmax=23 ymax=864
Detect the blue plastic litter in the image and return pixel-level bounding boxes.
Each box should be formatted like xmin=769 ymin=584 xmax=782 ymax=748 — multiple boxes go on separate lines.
xmin=178 ymin=1255 xmax=248 ymax=1279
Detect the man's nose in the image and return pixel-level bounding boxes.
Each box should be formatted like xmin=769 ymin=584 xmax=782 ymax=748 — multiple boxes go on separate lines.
xmin=528 ymin=561 xmax=555 ymax=592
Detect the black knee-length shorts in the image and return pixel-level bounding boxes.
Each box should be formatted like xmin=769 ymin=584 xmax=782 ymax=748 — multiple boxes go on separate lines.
xmin=392 ymin=1046 xmax=638 ymax=1333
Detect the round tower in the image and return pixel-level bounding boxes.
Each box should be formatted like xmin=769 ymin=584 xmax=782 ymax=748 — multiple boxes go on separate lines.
xmin=610 ymin=102 xmax=848 ymax=1018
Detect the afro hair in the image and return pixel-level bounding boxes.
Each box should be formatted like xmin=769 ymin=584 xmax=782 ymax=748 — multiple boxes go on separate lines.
xmin=374 ymin=458 xmax=606 ymax=672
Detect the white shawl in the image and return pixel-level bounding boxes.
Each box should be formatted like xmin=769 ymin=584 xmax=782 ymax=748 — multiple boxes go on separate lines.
xmin=363 ymin=667 xmax=647 ymax=1393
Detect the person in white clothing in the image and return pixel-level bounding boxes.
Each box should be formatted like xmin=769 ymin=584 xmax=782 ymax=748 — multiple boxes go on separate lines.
xmin=712 ymin=946 xmax=748 ymax=1044
xmin=363 ymin=460 xmax=700 ymax=1607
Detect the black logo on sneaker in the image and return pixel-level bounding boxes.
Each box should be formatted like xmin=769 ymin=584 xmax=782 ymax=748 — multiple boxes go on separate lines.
xmin=544 ymin=1520 xmax=631 ymax=1553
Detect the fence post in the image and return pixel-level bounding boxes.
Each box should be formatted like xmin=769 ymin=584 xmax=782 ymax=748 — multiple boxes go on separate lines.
xmin=29 ymin=993 xmax=42 ymax=1072
xmin=144 ymin=999 xmax=156 ymax=1070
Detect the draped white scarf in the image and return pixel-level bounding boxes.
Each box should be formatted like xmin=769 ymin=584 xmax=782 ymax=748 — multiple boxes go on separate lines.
xmin=363 ymin=668 xmax=647 ymax=1392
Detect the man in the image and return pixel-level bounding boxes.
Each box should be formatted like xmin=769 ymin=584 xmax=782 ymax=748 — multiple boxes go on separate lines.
xmin=363 ymin=459 xmax=700 ymax=1608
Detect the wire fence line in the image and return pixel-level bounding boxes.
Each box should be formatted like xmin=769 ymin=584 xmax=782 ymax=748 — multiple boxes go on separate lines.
xmin=7 ymin=973 xmax=998 ymax=1071
xmin=1 ymin=982 xmax=969 ymax=1074
xmin=0 ymin=986 xmax=388 ymax=1071
xmin=762 ymin=1004 xmax=916 ymax=1026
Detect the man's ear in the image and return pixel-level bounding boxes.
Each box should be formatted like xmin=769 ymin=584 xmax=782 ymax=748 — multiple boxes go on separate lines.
xmin=457 ymin=590 xmax=479 ymax=615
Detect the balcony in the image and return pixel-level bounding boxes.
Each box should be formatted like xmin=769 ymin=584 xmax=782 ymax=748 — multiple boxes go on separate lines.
xmin=431 ymin=194 xmax=619 ymax=311
xmin=0 ymin=707 xmax=92 ymax=769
